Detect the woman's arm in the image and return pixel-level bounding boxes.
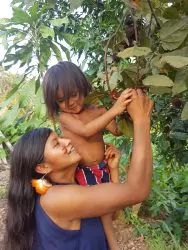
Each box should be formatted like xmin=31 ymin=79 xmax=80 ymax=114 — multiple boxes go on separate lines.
xmin=42 ymin=90 xmax=153 ymax=219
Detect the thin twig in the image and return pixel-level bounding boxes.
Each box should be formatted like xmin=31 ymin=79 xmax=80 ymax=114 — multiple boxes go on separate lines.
xmin=148 ymin=13 xmax=153 ymax=36
xmin=133 ymin=14 xmax=138 ymax=44
xmin=147 ymin=0 xmax=161 ymax=29
xmin=131 ymin=11 xmax=140 ymax=86
xmin=104 ymin=11 xmax=128 ymax=93
xmin=104 ymin=38 xmax=112 ymax=92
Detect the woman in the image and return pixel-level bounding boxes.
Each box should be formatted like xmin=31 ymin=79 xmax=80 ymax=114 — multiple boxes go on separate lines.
xmin=4 ymin=89 xmax=153 ymax=250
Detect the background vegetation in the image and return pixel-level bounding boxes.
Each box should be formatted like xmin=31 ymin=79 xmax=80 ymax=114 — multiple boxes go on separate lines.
xmin=0 ymin=0 xmax=187 ymax=249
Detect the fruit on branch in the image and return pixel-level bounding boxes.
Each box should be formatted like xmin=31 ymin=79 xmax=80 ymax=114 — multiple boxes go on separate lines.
xmin=112 ymin=53 xmax=121 ymax=63
xmin=110 ymin=90 xmax=122 ymax=101
xmin=118 ymin=114 xmax=133 ymax=138
xmin=128 ymin=0 xmax=140 ymax=8
xmin=124 ymin=15 xmax=143 ymax=46
xmin=171 ymin=98 xmax=183 ymax=108
xmin=126 ymin=26 xmax=136 ymax=46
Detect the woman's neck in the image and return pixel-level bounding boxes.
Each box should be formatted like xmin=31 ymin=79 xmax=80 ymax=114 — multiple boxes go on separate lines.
xmin=48 ymin=164 xmax=77 ymax=184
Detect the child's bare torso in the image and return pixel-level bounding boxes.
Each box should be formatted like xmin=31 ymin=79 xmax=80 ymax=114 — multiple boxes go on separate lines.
xmin=60 ymin=105 xmax=105 ymax=166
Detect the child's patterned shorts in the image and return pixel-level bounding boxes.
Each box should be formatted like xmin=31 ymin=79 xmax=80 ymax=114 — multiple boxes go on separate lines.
xmin=75 ymin=160 xmax=111 ymax=186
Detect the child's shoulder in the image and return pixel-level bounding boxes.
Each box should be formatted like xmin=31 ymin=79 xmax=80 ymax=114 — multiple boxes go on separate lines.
xmin=84 ymin=104 xmax=104 ymax=118
xmin=87 ymin=104 xmax=106 ymax=114
xmin=58 ymin=112 xmax=74 ymax=125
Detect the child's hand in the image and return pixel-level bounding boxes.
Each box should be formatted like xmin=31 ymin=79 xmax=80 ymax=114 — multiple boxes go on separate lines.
xmin=105 ymin=144 xmax=120 ymax=169
xmin=111 ymin=88 xmax=133 ymax=115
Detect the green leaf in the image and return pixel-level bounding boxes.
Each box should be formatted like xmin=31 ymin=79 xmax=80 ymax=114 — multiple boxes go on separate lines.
xmin=118 ymin=118 xmax=133 ymax=138
xmin=150 ymin=86 xmax=172 ymax=94
xmin=11 ymin=7 xmax=31 ymax=24
xmin=117 ymin=46 xmax=151 ymax=59
xmin=143 ymin=75 xmax=174 ymax=87
xmin=84 ymin=91 xmax=106 ymax=105
xmin=50 ymin=17 xmax=69 ymax=27
xmin=19 ymin=78 xmax=35 ymax=108
xmin=34 ymin=86 xmax=46 ymax=118
xmin=40 ymin=25 xmax=54 ymax=38
xmin=172 ymin=69 xmax=188 ymax=96
xmin=169 ymin=131 xmax=188 ymax=140
xmin=0 ymin=147 xmax=6 ymax=159
xmin=69 ymin=0 xmax=83 ymax=11
xmin=160 ymin=17 xmax=188 ymax=51
xmin=109 ymin=71 xmax=122 ymax=90
xmin=56 ymin=42 xmax=71 ymax=61
xmin=163 ymin=46 xmax=188 ymax=57
xmin=163 ymin=7 xmax=179 ymax=19
xmin=5 ymin=81 xmax=23 ymax=99
xmin=1 ymin=103 xmax=19 ymax=128
xmin=160 ymin=17 xmax=188 ymax=40
xmin=28 ymin=2 xmax=40 ymax=22
xmin=172 ymin=82 xmax=187 ymax=96
xmin=0 ymin=18 xmax=10 ymax=24
xmin=160 ymin=56 xmax=188 ymax=68
xmin=51 ymin=43 xmax=62 ymax=61
xmin=39 ymin=41 xmax=51 ymax=72
xmin=181 ymin=102 xmax=188 ymax=120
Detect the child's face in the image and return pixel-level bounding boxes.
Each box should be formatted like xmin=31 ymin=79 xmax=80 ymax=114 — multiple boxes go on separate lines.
xmin=56 ymin=89 xmax=85 ymax=114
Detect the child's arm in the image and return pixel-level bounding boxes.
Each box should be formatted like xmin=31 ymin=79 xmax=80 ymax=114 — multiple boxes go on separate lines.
xmin=100 ymin=107 xmax=122 ymax=136
xmin=105 ymin=144 xmax=120 ymax=184
xmin=60 ymin=89 xmax=132 ymax=138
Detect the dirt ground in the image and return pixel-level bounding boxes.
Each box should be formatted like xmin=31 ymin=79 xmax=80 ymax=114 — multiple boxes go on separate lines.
xmin=0 ymin=165 xmax=148 ymax=250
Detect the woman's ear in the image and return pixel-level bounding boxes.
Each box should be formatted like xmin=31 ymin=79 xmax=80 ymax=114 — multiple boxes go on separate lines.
xmin=35 ymin=163 xmax=48 ymax=174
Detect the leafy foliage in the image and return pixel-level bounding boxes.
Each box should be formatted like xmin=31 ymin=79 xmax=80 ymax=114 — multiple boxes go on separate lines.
xmin=0 ymin=0 xmax=188 ymax=245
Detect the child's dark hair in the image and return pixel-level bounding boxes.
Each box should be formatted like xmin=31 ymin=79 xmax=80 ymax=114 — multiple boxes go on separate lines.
xmin=43 ymin=61 xmax=92 ymax=119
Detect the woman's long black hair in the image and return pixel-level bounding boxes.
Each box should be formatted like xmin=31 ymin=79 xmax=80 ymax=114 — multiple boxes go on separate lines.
xmin=4 ymin=128 xmax=52 ymax=250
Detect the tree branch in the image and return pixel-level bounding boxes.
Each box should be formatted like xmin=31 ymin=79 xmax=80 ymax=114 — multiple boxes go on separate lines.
xmin=131 ymin=11 xmax=140 ymax=86
xmin=104 ymin=11 xmax=128 ymax=93
xmin=147 ymin=0 xmax=161 ymax=29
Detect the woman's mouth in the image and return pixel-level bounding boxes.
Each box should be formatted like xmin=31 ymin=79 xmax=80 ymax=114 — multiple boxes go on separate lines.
xmin=68 ymin=146 xmax=75 ymax=155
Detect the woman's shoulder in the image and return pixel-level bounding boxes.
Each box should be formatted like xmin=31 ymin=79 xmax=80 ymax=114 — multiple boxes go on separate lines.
xmin=39 ymin=184 xmax=78 ymax=222
xmin=40 ymin=184 xmax=80 ymax=211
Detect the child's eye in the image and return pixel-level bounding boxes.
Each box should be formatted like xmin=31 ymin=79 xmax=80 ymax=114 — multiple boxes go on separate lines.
xmin=71 ymin=92 xmax=77 ymax=97
xmin=57 ymin=98 xmax=65 ymax=103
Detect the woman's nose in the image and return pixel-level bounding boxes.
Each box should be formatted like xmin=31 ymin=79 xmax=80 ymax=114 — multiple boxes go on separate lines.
xmin=58 ymin=138 xmax=71 ymax=146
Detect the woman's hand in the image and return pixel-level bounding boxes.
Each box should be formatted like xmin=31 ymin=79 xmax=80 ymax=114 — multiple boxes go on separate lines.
xmin=105 ymin=144 xmax=120 ymax=169
xmin=127 ymin=89 xmax=154 ymax=124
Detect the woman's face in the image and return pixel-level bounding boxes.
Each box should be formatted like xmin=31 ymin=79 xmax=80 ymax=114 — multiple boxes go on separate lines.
xmin=43 ymin=132 xmax=81 ymax=171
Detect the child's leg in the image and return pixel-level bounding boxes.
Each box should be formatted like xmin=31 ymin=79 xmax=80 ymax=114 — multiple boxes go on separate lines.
xmin=76 ymin=163 xmax=119 ymax=249
xmin=109 ymin=165 xmax=119 ymax=184
xmin=101 ymin=214 xmax=119 ymax=250
xmin=109 ymin=164 xmax=120 ymax=220
xmin=101 ymin=165 xmax=120 ymax=249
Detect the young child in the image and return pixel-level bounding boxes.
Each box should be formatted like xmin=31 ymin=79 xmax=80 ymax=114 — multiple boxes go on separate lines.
xmin=43 ymin=61 xmax=132 ymax=250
